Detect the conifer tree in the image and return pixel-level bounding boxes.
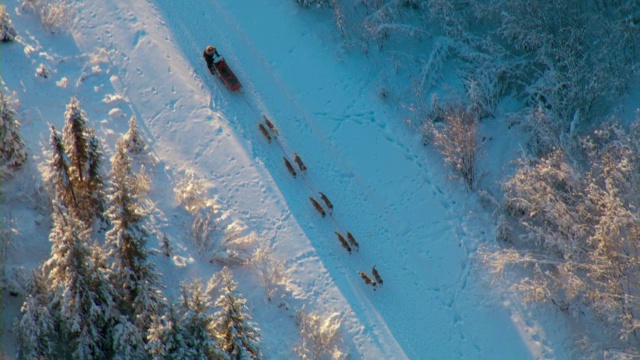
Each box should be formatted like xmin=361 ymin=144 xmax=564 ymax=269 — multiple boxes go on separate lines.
xmin=61 ymin=97 xmax=106 ymax=222
xmin=86 ymin=128 xmax=106 ymax=220
xmin=112 ymin=315 xmax=149 ymax=360
xmin=106 ymin=138 xmax=164 ymax=330
xmin=147 ymin=305 xmax=188 ymax=359
xmin=43 ymin=202 xmax=120 ymax=359
xmin=0 ymin=89 xmax=27 ymax=176
xmin=17 ymin=271 xmax=55 ymax=359
xmin=63 ymin=97 xmax=89 ymax=183
xmin=48 ymin=125 xmax=77 ymax=210
xmin=0 ymin=5 xmax=17 ymax=42
xmin=213 ymin=267 xmax=262 ymax=360
xmin=123 ymin=115 xmax=146 ymax=153
xmin=181 ymin=279 xmax=228 ymax=359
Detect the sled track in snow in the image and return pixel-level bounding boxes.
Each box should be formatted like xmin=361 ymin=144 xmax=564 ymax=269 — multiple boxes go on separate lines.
xmin=151 ymin=0 xmax=404 ymax=345
xmin=149 ymin=0 xmax=487 ymax=357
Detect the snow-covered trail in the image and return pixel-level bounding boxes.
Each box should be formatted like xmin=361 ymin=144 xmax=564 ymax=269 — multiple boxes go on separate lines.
xmin=0 ymin=0 xmax=573 ymax=356
xmin=145 ymin=0 xmax=537 ymax=358
xmin=70 ymin=0 xmax=402 ymax=358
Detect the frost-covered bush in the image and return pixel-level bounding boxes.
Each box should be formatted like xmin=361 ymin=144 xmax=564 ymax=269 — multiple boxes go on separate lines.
xmin=423 ymin=105 xmax=478 ymax=190
xmin=492 ymin=119 xmax=640 ymax=350
xmin=249 ymin=244 xmax=290 ymax=302
xmin=22 ymin=0 xmax=72 ymax=33
xmin=295 ymin=309 xmax=346 ymax=360
xmin=211 ymin=220 xmax=258 ymax=265
xmin=191 ymin=205 xmax=219 ymax=254
xmin=175 ymin=171 xmax=209 ymax=214
xmin=0 ymin=5 xmax=17 ymax=42
xmin=490 ymin=0 xmax=638 ymax=128
xmin=175 ymin=172 xmax=258 ymax=260
xmin=294 ymin=0 xmax=330 ymax=8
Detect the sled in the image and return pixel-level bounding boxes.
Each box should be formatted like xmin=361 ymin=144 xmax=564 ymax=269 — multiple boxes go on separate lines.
xmin=209 ymin=58 xmax=242 ymax=91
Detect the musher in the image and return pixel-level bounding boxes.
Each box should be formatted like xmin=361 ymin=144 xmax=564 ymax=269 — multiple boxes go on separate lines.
xmin=203 ymin=45 xmax=220 ymax=73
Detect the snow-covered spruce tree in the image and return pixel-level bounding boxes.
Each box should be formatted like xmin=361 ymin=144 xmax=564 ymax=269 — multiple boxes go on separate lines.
xmin=42 ymin=201 xmax=121 ymax=358
xmin=112 ymin=315 xmax=149 ymax=360
xmin=63 ymin=97 xmax=89 ymax=184
xmin=123 ymin=115 xmax=146 ymax=154
xmin=62 ymin=96 xmax=106 ymax=223
xmin=106 ymin=138 xmax=165 ymax=331
xmin=213 ymin=267 xmax=262 ymax=359
xmin=147 ymin=305 xmax=188 ymax=359
xmin=160 ymin=232 xmax=173 ymax=257
xmin=17 ymin=271 xmax=55 ymax=359
xmin=48 ymin=125 xmax=78 ymax=212
xmin=86 ymin=128 xmax=106 ymax=220
xmin=423 ymin=104 xmax=478 ymax=190
xmin=180 ymin=278 xmax=227 ymax=359
xmin=0 ymin=89 xmax=27 ymax=176
xmin=0 ymin=5 xmax=17 ymax=42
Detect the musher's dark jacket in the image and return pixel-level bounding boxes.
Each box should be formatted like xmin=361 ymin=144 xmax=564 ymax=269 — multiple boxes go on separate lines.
xmin=203 ymin=48 xmax=220 ymax=69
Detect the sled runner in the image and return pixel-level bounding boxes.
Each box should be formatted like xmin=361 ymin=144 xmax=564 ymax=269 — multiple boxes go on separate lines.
xmin=208 ymin=58 xmax=242 ymax=91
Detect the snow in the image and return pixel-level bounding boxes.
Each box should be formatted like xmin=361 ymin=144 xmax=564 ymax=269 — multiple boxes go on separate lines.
xmin=0 ymin=0 xmax=582 ymax=358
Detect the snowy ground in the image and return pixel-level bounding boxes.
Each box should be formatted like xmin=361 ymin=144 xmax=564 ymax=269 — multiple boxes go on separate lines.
xmin=1 ymin=0 xmax=580 ymax=358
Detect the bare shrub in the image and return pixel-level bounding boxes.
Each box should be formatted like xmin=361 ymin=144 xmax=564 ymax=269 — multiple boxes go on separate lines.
xmin=22 ymin=0 xmax=72 ymax=33
xmin=191 ymin=205 xmax=219 ymax=255
xmin=423 ymin=105 xmax=478 ymax=190
xmin=211 ymin=220 xmax=258 ymax=265
xmin=134 ymin=165 xmax=151 ymax=196
xmin=191 ymin=205 xmax=259 ymax=262
xmin=295 ymin=309 xmax=346 ymax=360
xmin=249 ymin=244 xmax=289 ymax=302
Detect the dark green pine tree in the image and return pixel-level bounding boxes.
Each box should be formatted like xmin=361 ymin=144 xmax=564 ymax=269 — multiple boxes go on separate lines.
xmin=213 ymin=267 xmax=262 ymax=360
xmin=106 ymin=138 xmax=164 ymax=331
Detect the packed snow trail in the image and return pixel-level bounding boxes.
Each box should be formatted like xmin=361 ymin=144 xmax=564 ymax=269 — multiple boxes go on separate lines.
xmin=146 ymin=0 xmax=539 ymax=359
xmin=65 ymin=0 xmax=405 ymax=357
xmin=55 ymin=0 xmax=546 ymax=357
